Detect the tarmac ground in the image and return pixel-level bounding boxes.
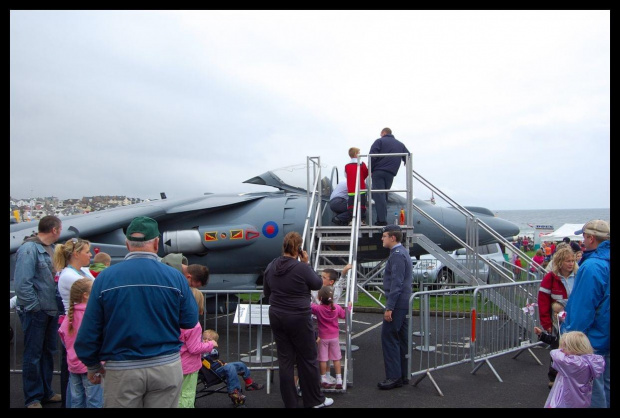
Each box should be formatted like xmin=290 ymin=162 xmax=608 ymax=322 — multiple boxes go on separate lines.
xmin=10 ymin=311 xmax=552 ymax=409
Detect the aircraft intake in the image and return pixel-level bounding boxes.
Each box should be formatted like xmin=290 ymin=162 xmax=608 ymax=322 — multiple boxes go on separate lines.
xmin=163 ymin=224 xmax=260 ymax=254
xmin=162 ymin=230 xmax=205 ymax=254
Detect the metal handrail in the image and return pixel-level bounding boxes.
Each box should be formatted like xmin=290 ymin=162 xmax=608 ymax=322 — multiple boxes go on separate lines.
xmin=410 ymin=168 xmax=542 ymax=277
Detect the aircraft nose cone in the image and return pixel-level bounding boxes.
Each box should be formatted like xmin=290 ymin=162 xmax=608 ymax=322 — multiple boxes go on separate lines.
xmin=485 ymin=217 xmax=520 ymax=239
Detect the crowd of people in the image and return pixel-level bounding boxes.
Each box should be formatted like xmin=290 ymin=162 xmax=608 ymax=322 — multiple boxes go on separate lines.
xmin=11 ymin=127 xmax=609 ymax=409
xmin=511 ymin=235 xmax=587 ymax=275
xmin=513 ymin=236 xmax=533 ymax=252
xmin=11 ymin=126 xmax=409 ymax=409
xmin=12 ymin=215 xmax=265 ymax=408
xmin=13 ymin=212 xmax=611 ymax=410
xmin=13 ymin=215 xmax=350 ymax=409
xmin=534 ymin=220 xmax=610 ymax=408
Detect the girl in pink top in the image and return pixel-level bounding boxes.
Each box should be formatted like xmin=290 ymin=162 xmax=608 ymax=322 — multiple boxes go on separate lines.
xmin=58 ymin=278 xmax=103 ymax=408
xmin=311 ymin=286 xmax=352 ymax=389
xmin=178 ymin=288 xmax=217 ymax=408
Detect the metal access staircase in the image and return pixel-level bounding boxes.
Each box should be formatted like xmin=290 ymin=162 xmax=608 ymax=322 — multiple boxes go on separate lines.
xmin=301 ymin=155 xmax=418 ymax=391
xmin=299 ymin=154 xmax=543 ymax=392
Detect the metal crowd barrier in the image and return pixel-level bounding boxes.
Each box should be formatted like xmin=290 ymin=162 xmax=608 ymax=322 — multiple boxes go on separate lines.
xmin=407 ymin=280 xmax=544 ymax=396
xmin=12 ymin=282 xmax=547 ymax=399
xmin=10 ymin=289 xmax=280 ymax=393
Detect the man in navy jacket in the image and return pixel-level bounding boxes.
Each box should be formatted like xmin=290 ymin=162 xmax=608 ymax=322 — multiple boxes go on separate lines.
xmin=75 ymin=216 xmax=198 ymax=408
xmin=369 ymin=127 xmax=410 ymax=225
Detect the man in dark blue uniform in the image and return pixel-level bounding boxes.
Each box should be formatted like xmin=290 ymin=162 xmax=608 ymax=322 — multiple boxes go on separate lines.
xmin=377 ymin=224 xmax=413 ymax=390
xmin=368 ymin=127 xmax=409 ymax=226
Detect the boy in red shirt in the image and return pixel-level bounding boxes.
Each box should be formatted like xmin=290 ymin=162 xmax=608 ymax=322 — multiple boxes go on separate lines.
xmin=344 ymin=147 xmax=368 ymax=225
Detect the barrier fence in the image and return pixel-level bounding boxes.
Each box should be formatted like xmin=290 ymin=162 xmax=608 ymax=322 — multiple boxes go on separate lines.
xmin=407 ymin=279 xmax=544 ymax=396
xmin=11 ymin=281 xmax=546 ymax=399
xmin=10 ymin=289 xmax=279 ymax=392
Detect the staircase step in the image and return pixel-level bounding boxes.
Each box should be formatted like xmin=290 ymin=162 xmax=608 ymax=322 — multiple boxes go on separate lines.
xmin=316 ymin=225 xmax=412 ymax=230
xmin=319 ymin=251 xmax=350 ymax=257
xmin=316 ymin=265 xmax=348 ymax=271
xmin=321 ymin=237 xmax=352 ymax=245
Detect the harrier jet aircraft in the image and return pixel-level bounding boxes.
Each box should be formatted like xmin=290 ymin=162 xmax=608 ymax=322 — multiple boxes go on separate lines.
xmin=10 ymin=164 xmax=519 ymax=292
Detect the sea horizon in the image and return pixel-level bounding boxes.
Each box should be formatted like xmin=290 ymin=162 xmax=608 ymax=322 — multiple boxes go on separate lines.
xmin=494 ymin=208 xmax=610 ymax=238
xmin=496 ymin=207 xmax=609 ymax=211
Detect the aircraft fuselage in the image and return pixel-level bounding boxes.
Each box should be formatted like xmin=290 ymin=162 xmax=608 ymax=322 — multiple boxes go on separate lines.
xmin=9 ymin=190 xmax=519 ymax=291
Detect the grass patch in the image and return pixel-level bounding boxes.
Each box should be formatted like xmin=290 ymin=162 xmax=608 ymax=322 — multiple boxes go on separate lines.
xmin=237 ymin=293 xmax=262 ymax=303
xmin=346 ymin=289 xmax=487 ymax=312
xmin=239 ymin=287 xmax=492 ymax=313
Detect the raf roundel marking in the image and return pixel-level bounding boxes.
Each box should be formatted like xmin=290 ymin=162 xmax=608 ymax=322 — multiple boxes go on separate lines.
xmin=262 ymin=221 xmax=279 ymax=238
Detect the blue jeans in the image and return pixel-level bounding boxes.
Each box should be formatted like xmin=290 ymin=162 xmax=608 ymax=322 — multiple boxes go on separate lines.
xmin=60 ymin=339 xmax=72 ymax=408
xmin=17 ymin=309 xmax=58 ymax=407
xmin=214 ymin=362 xmax=250 ymax=393
xmin=590 ymin=353 xmax=610 ymax=408
xmin=69 ymin=372 xmax=104 ymax=408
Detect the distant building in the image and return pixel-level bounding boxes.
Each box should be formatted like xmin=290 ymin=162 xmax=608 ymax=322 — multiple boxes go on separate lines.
xmin=8 ymin=195 xmax=145 ymax=221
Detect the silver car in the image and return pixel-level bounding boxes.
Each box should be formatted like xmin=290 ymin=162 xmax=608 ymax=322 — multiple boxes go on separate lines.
xmin=412 ymin=243 xmax=506 ymax=289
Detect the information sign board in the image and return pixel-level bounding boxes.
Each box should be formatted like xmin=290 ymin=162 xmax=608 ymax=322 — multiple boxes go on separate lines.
xmin=233 ymin=304 xmax=270 ymax=326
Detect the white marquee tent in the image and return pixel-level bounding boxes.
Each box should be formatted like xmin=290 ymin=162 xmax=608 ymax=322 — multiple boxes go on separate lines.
xmin=539 ymin=223 xmax=584 ymax=242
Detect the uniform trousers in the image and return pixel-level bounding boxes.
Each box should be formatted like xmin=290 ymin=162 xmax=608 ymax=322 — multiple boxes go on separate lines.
xmin=381 ymin=307 xmax=409 ymax=381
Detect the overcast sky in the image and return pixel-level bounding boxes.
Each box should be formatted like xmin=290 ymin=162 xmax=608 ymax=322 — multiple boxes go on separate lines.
xmin=10 ymin=10 xmax=609 ymax=210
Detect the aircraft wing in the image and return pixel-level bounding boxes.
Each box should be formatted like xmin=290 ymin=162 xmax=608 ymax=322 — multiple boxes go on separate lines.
xmin=10 ymin=193 xmax=265 ymax=253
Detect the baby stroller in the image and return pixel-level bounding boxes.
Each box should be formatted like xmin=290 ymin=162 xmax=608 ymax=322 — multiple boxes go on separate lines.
xmin=196 ymin=357 xmax=229 ymax=399
xmin=196 ymin=357 xmax=246 ymax=406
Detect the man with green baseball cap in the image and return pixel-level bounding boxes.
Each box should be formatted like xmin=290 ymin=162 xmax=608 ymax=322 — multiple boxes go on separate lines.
xmin=75 ymin=216 xmax=198 ymax=407
xmin=125 ymin=216 xmax=161 ymax=241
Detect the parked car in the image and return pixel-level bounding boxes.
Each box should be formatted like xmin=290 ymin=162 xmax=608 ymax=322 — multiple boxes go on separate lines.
xmin=412 ymin=243 xmax=506 ymax=289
